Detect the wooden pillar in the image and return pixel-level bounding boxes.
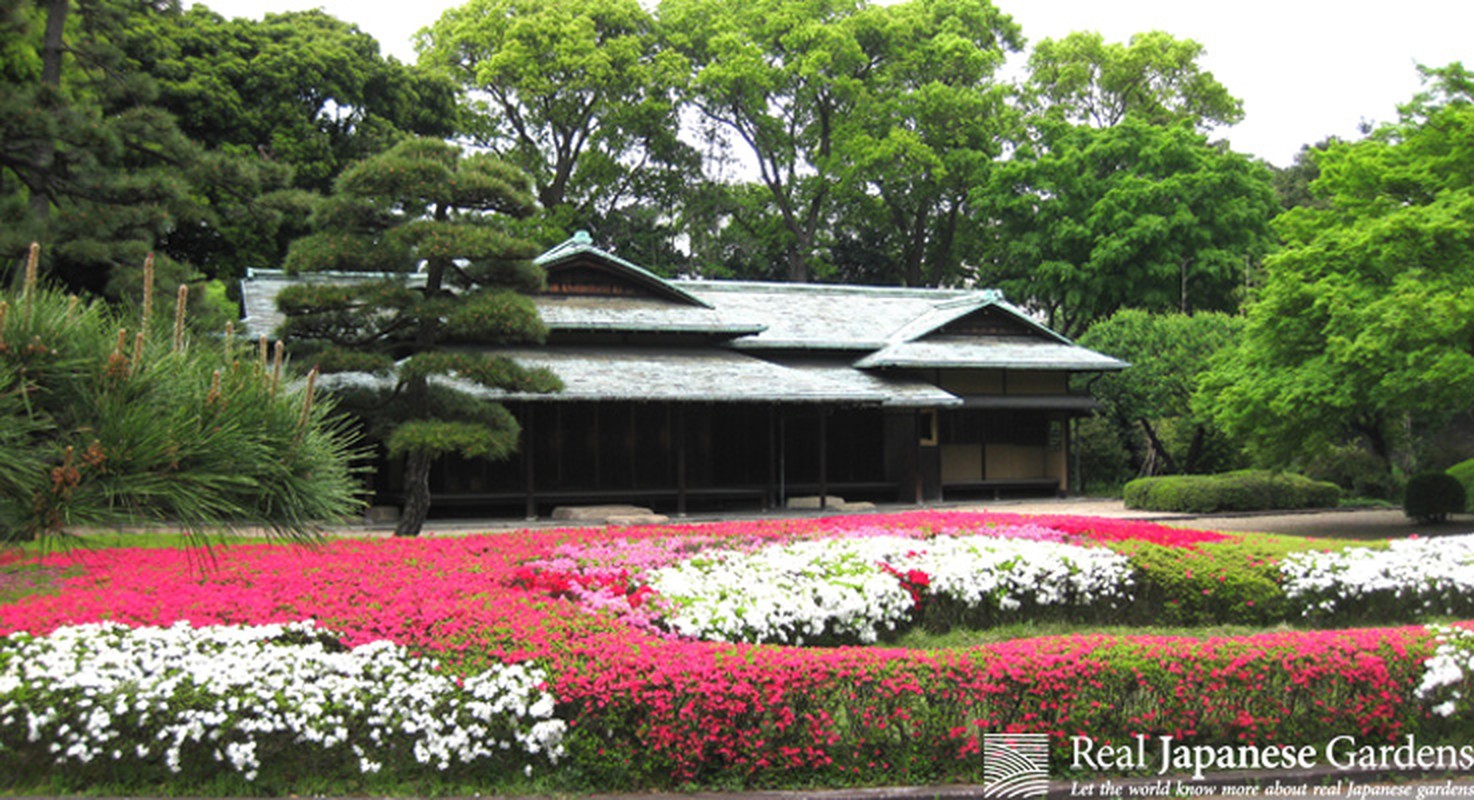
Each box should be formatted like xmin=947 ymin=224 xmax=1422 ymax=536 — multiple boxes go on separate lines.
xmin=676 ymin=404 xmax=688 ymax=517
xmin=766 ymin=405 xmax=776 ymax=510
xmin=778 ymin=411 xmax=787 ymax=508
xmin=523 ymin=405 xmax=537 ymax=520
xmin=818 ymin=407 xmax=829 ymax=510
xmin=629 ymin=404 xmax=638 ymax=488
xmin=592 ymin=404 xmax=602 ymax=489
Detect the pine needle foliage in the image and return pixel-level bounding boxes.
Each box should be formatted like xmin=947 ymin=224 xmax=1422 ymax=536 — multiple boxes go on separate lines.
xmin=0 ymin=247 xmax=364 ymax=544
xmin=279 ymin=138 xmax=561 ymax=537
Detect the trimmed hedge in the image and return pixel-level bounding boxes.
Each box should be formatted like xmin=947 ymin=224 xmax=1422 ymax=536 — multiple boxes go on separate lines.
xmin=1123 ymin=469 xmax=1341 ymax=513
xmin=1405 ymin=471 xmax=1467 ymax=522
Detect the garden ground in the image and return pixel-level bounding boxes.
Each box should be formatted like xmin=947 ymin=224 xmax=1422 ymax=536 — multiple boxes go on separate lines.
xmin=346 ymin=498 xmax=1467 ymax=542
xmin=11 ymin=500 xmax=1474 ymax=799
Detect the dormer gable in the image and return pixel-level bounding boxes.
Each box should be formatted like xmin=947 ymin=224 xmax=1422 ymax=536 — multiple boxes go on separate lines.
xmin=535 ymin=231 xmax=712 ymax=308
xmin=933 ymin=305 xmax=1042 ymax=339
xmin=886 ymin=290 xmax=1073 ymax=347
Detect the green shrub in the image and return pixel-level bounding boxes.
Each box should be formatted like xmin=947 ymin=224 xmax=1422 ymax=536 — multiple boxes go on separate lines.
xmin=1123 ymin=470 xmax=1340 ymax=513
xmin=1107 ymin=533 xmax=1306 ymax=625
xmin=1448 ymin=458 xmax=1474 ymax=505
xmin=1 ymin=279 xmax=364 ymax=543
xmin=1405 ymin=471 xmax=1467 ymax=522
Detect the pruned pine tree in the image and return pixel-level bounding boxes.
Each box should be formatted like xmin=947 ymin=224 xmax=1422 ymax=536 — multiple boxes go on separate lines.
xmin=278 ymin=138 xmax=561 ymax=537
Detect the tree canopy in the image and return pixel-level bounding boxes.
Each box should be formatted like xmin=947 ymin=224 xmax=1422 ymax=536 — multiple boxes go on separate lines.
xmin=663 ymin=0 xmax=1023 ymax=283
xmin=1202 ymin=64 xmax=1474 ymax=476
xmin=417 ymin=0 xmax=695 ymax=256
xmin=976 ymin=118 xmax=1278 ymax=337
xmin=1024 ymin=30 xmax=1242 ymax=130
xmin=2 ymin=0 xmax=457 ymax=304
xmin=1 ymin=0 xmax=204 ymax=298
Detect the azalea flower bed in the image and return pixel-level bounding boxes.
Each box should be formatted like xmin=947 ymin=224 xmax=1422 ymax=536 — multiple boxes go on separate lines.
xmin=0 ymin=621 xmax=565 ymax=789
xmin=528 ymin=529 xmax=1136 ymax=645
xmin=1283 ymin=534 xmax=1474 ymax=621
xmin=0 ymin=511 xmax=1464 ymax=792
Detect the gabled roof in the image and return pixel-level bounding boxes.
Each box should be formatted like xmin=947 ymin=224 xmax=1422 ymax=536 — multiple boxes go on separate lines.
xmin=854 ymin=337 xmax=1129 ymax=371
xmin=850 ymin=288 xmax=1128 ymax=371
xmin=242 ymin=234 xmax=1128 ymax=408
xmin=883 ymin=289 xmax=1073 ymax=347
xmin=536 ymin=231 xmax=713 ymax=309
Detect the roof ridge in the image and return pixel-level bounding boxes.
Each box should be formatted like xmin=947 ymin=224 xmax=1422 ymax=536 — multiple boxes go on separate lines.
xmin=674 ymin=279 xmax=975 ymax=298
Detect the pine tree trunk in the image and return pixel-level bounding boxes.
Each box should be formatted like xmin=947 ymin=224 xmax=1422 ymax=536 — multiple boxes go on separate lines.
xmin=27 ymin=0 xmax=69 ymax=226
xmin=395 ymin=449 xmax=433 ymax=537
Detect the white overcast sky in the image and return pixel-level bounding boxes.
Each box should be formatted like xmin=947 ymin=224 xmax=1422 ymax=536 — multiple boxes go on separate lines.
xmin=198 ymin=0 xmax=1473 ymax=168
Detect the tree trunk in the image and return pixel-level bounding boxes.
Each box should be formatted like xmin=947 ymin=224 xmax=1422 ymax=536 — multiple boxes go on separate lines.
xmin=27 ymin=0 xmax=69 ymax=226
xmin=394 ymin=449 xmax=433 ymax=537
xmin=391 ymin=206 xmax=452 ymax=538
xmin=1139 ymin=417 xmax=1178 ymax=475
xmin=1184 ymin=423 xmax=1207 ymax=474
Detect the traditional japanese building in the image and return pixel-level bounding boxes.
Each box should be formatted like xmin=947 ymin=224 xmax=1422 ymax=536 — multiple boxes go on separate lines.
xmin=241 ymin=232 xmax=1127 ymax=518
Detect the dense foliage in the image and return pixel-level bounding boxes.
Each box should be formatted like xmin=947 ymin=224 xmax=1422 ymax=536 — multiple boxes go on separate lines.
xmin=1 ymin=511 xmax=1464 ymax=793
xmin=279 ymin=138 xmax=561 ymax=537
xmin=1403 ymin=472 xmax=1467 ymax=523
xmin=0 ymin=255 xmax=362 ymax=542
xmin=1122 ymin=470 xmax=1341 ymax=514
xmin=978 ymin=119 xmax=1276 ymax=337
xmin=1202 ymin=66 xmax=1474 ymax=482
xmin=1076 ymin=309 xmax=1244 ymax=482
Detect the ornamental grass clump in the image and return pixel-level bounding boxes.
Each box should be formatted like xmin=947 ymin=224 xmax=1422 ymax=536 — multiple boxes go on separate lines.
xmin=0 ymin=621 xmax=567 ymax=792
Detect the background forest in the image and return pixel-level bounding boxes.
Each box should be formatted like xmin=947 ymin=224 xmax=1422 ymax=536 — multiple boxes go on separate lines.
xmin=4 ymin=0 xmax=1473 ymax=503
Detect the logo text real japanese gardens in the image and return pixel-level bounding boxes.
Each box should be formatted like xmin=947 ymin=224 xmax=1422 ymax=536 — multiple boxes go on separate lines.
xmin=1072 ymin=734 xmax=1474 ymax=781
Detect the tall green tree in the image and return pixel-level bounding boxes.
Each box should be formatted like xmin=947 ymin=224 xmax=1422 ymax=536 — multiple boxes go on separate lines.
xmin=278 ymin=138 xmax=561 ymax=537
xmin=1024 ymin=30 xmax=1242 ymax=130
xmin=830 ymin=0 xmax=1021 ymax=286
xmin=664 ymin=0 xmax=1020 ymax=284
xmin=1077 ymin=309 xmax=1244 ymax=478
xmin=976 ymin=118 xmax=1278 ymax=337
xmin=118 ymin=6 xmax=458 ymax=278
xmin=130 ymin=6 xmax=457 ymax=194
xmin=0 ymin=0 xmax=204 ymax=298
xmin=1202 ymin=64 xmax=1474 ymax=477
xmin=417 ymin=0 xmax=694 ymax=256
xmin=662 ymin=0 xmax=870 ymax=282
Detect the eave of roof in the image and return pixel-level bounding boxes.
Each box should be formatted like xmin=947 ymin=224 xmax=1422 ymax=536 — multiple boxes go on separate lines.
xmin=854 ymin=338 xmax=1130 ymax=372
xmin=957 ymin=394 xmax=1101 ymax=411
xmin=322 ymin=346 xmax=895 ymax=404
xmin=778 ymin=359 xmax=963 ymax=408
